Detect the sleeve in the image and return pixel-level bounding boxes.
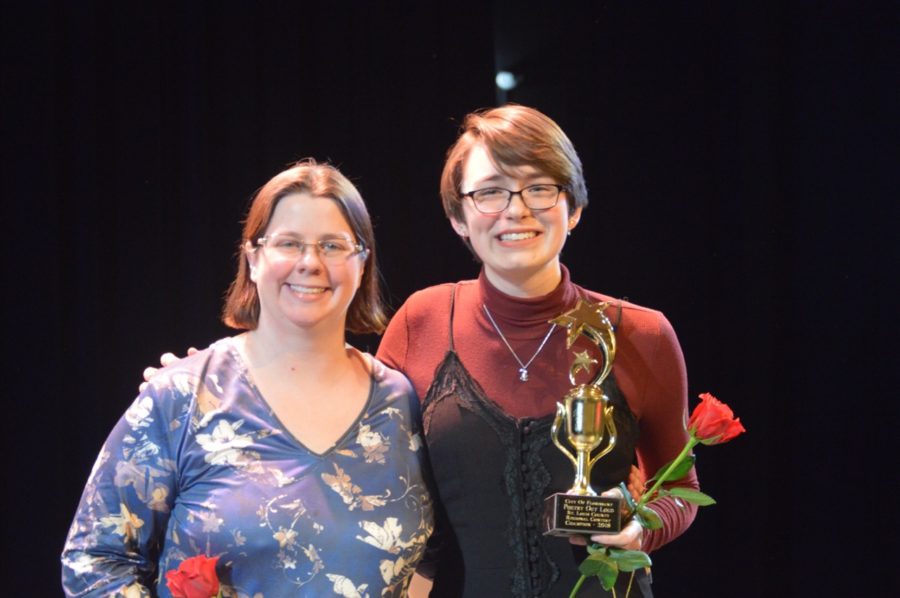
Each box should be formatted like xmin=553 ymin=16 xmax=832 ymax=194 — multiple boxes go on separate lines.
xmin=61 ymin=384 xmax=186 ymax=597
xmin=415 ymin=496 xmax=465 ymax=596
xmin=634 ymin=313 xmax=700 ymax=553
xmin=376 ymin=300 xmax=411 ymax=373
xmin=381 ymin=300 xmax=459 ymax=589
xmin=412 ymin=402 xmax=463 ymax=595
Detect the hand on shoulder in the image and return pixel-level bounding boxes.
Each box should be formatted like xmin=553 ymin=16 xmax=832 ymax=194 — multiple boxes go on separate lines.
xmin=138 ymin=347 xmax=198 ymax=392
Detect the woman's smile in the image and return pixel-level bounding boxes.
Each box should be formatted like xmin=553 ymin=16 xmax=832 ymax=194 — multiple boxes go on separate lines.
xmin=495 ymin=229 xmax=541 ymax=244
xmin=286 ymin=283 xmax=328 ymax=296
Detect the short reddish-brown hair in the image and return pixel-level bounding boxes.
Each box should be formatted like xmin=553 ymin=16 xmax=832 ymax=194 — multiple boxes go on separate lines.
xmin=222 ymin=159 xmax=387 ymax=334
xmin=440 ymin=104 xmax=588 ymax=222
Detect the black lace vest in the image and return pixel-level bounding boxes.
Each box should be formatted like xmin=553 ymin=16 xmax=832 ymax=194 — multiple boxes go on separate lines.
xmin=420 ymin=285 xmax=651 ymax=597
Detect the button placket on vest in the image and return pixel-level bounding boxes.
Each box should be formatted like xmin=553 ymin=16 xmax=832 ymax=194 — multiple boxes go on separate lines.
xmin=519 ymin=418 xmax=545 ymax=594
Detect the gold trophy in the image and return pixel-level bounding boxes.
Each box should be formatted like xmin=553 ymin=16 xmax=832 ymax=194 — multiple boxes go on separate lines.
xmin=543 ymin=298 xmax=622 ymax=536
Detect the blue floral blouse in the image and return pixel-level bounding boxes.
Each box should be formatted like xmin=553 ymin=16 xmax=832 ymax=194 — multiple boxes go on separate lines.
xmin=62 ymin=338 xmax=434 ymax=597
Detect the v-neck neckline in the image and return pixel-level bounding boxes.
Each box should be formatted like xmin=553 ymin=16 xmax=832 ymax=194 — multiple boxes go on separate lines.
xmin=224 ymin=337 xmax=376 ymax=458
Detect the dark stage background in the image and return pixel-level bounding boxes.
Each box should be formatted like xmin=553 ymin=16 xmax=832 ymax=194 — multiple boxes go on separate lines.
xmin=3 ymin=2 xmax=897 ymax=596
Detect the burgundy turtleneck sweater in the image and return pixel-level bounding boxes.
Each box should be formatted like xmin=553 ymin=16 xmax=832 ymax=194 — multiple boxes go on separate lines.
xmin=376 ymin=266 xmax=698 ymax=553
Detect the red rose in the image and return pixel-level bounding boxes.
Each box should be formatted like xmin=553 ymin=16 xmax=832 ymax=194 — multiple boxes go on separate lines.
xmin=165 ymin=555 xmax=220 ymax=598
xmin=688 ymin=392 xmax=746 ymax=445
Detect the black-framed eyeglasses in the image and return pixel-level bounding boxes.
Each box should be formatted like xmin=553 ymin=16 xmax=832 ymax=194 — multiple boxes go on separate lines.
xmin=460 ymin=184 xmax=565 ymax=214
xmin=255 ymin=233 xmax=368 ymax=264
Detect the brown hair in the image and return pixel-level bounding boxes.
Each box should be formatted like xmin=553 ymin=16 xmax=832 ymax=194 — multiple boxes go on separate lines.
xmin=222 ymin=159 xmax=387 ymax=334
xmin=440 ymin=104 xmax=588 ymax=222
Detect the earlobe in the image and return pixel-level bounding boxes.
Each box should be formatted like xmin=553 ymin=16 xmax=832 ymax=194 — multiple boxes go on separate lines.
xmin=244 ymin=240 xmax=259 ymax=282
xmin=567 ymin=207 xmax=583 ymax=232
xmin=450 ymin=217 xmax=469 ymax=237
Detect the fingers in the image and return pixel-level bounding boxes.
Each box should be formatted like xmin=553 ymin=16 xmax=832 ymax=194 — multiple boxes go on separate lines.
xmin=589 ymin=520 xmax=643 ymax=551
xmin=600 ymin=486 xmax=624 ymax=500
xmin=142 ymin=348 xmax=195 ymax=391
xmin=601 ymin=483 xmax=635 ymax=523
xmin=144 ymin=348 xmax=194 ymax=386
xmin=568 ymin=535 xmax=588 ymax=546
xmin=142 ymin=366 xmax=159 ymax=383
xmin=627 ymin=465 xmax=647 ymax=501
xmin=138 ymin=381 xmax=149 ymax=393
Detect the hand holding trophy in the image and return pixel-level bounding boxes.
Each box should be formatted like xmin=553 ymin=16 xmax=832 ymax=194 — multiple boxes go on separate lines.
xmin=543 ymin=298 xmax=624 ymax=536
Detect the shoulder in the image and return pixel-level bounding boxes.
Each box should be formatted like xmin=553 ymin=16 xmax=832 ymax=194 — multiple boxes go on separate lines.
xmin=367 ymin=353 xmax=416 ymax=395
xmin=141 ymin=338 xmax=238 ymax=408
xmin=577 ymin=286 xmax=677 ymax=341
xmin=398 ymin=282 xmax=467 ymax=315
xmin=365 ymin=353 xmax=422 ymax=417
xmin=390 ymin=280 xmax=476 ymax=330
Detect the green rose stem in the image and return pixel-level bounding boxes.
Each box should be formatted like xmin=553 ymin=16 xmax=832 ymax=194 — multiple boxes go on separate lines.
xmin=568 ymin=572 xmax=631 ymax=598
xmin=569 ymin=434 xmax=700 ymax=598
xmin=637 ymin=434 xmax=699 ymax=510
xmin=569 ymin=575 xmax=588 ymax=598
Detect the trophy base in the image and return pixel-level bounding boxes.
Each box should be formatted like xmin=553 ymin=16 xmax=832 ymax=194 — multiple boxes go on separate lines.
xmin=543 ymin=492 xmax=622 ymax=536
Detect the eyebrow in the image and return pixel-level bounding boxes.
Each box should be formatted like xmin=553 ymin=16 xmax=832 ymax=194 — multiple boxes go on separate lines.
xmin=470 ymin=173 xmax=554 ymax=188
xmin=268 ymin=231 xmax=355 ymax=241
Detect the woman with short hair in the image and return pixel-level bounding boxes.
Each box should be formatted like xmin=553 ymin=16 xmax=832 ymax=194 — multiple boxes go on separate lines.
xmin=377 ymin=105 xmax=698 ymax=597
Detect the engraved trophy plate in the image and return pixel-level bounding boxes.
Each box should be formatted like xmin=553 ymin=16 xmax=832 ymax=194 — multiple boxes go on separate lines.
xmin=543 ymin=299 xmax=623 ymax=536
xmin=544 ymin=493 xmax=621 ymax=536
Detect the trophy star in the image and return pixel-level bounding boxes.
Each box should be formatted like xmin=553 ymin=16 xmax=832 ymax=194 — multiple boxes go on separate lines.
xmin=550 ymin=299 xmax=612 ymax=348
xmin=571 ymin=350 xmax=599 ymax=378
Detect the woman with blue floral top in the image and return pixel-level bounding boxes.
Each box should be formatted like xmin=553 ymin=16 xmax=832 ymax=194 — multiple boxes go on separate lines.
xmin=62 ymin=160 xmax=433 ymax=598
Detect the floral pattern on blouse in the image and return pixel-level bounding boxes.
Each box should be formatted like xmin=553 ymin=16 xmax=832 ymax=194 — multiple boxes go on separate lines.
xmin=62 ymin=338 xmax=433 ymax=598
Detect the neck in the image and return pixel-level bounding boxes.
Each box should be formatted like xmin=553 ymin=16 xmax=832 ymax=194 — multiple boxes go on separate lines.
xmin=244 ymin=317 xmax=350 ymax=373
xmin=483 ymin=259 xmax=563 ymax=298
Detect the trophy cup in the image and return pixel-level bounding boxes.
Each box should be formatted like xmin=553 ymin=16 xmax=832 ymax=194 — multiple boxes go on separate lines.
xmin=543 ymin=298 xmax=622 ymax=536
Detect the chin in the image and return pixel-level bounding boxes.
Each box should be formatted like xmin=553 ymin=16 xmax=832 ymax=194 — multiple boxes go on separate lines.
xmin=500 ymin=253 xmax=547 ymax=271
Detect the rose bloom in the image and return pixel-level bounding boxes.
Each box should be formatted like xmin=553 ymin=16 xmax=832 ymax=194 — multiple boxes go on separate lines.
xmin=165 ymin=555 xmax=220 ymax=598
xmin=688 ymin=393 xmax=746 ymax=445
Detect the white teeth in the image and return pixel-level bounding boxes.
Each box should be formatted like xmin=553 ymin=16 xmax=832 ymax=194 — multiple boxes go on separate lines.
xmin=289 ymin=285 xmax=326 ymax=294
xmin=500 ymin=231 xmax=537 ymax=241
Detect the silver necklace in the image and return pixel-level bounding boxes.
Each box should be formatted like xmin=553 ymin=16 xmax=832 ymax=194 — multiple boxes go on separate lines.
xmin=482 ymin=304 xmax=557 ymax=382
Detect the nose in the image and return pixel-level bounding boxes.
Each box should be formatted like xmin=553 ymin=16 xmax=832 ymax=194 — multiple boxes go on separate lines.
xmin=296 ymin=243 xmax=324 ymax=270
xmin=503 ymin=190 xmax=531 ymax=218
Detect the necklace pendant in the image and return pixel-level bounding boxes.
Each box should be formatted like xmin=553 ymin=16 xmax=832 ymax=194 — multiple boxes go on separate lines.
xmin=518 ymin=368 xmax=529 ymax=382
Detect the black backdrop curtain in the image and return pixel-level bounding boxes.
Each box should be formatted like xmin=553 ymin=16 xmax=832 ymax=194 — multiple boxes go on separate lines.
xmin=2 ymin=2 xmax=896 ymax=596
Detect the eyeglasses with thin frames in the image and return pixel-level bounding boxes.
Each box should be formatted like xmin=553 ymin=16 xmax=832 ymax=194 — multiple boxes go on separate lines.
xmin=255 ymin=233 xmax=368 ymax=264
xmin=460 ymin=183 xmax=565 ymax=214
